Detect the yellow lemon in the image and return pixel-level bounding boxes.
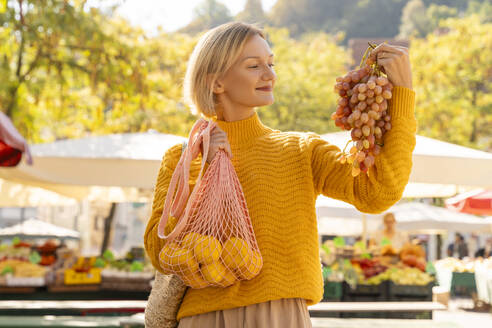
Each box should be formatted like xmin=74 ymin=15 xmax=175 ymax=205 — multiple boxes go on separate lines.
xmin=181 ymin=271 xmax=209 ymax=289
xmin=194 ymin=235 xmax=222 ymax=264
xmin=201 ymin=261 xmax=226 ymax=284
xmin=164 ymin=216 xmax=179 ymax=235
xmin=217 ymin=266 xmax=237 ymax=287
xmin=221 ymin=237 xmax=250 ymax=270
xmin=181 ymin=232 xmax=203 ymax=250
xmin=159 ymin=242 xmax=180 ymax=274
xmin=169 ymin=248 xmax=199 ymax=274
xmin=237 ymin=251 xmax=262 ymax=280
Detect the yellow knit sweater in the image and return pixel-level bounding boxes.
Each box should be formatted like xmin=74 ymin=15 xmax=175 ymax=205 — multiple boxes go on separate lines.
xmin=144 ymin=86 xmax=416 ymax=320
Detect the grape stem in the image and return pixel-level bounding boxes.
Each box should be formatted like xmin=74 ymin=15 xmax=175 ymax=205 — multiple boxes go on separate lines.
xmin=342 ymin=139 xmax=352 ymax=154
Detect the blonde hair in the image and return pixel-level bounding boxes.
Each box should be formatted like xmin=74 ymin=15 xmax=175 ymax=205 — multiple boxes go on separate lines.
xmin=183 ymin=22 xmax=265 ymax=118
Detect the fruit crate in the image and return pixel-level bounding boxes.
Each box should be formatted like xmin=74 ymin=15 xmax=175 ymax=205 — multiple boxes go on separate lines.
xmin=342 ymin=281 xmax=388 ymax=301
xmin=387 ymin=281 xmax=434 ymax=301
xmin=451 ymin=272 xmax=476 ymax=297
xmin=64 ymin=268 xmax=101 ymax=285
xmin=322 ymin=281 xmax=343 ymax=301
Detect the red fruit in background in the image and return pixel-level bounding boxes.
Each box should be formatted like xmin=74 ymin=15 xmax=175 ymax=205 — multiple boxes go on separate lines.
xmin=402 ymin=254 xmax=417 ymax=267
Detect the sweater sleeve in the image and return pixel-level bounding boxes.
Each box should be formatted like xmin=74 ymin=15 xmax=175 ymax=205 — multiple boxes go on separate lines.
xmin=307 ymin=86 xmax=416 ymax=214
xmin=144 ymin=143 xmax=209 ymax=274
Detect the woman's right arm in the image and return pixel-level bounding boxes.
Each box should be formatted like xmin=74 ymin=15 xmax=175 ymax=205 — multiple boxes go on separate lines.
xmin=144 ymin=144 xmax=182 ymax=274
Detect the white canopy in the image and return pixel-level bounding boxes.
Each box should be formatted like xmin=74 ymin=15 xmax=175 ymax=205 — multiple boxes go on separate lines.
xmin=321 ymin=132 xmax=492 ymax=196
xmin=0 ymin=132 xmax=185 ymax=189
xmin=0 ymin=218 xmax=80 ymax=240
xmin=316 ymin=196 xmax=492 ymax=236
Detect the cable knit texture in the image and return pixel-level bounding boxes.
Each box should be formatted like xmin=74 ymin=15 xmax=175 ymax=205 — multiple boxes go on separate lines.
xmin=144 ymin=86 xmax=416 ymax=321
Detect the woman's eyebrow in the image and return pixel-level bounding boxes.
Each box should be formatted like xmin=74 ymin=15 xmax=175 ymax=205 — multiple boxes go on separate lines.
xmin=241 ymin=54 xmax=274 ymax=62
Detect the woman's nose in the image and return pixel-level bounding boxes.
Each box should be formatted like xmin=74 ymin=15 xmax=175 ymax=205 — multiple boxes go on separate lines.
xmin=262 ymin=65 xmax=276 ymax=81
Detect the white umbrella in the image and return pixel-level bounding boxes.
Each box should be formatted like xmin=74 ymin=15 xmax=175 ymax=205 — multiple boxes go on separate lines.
xmin=321 ymin=132 xmax=492 ymax=195
xmin=0 ymin=132 xmax=186 ymax=204
xmin=389 ymin=202 xmax=492 ymax=234
xmin=0 ymin=218 xmax=80 ymax=240
xmin=0 ymin=132 xmax=186 ymax=190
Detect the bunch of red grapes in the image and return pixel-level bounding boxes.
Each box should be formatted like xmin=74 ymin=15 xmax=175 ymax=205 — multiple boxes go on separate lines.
xmin=331 ymin=46 xmax=394 ymax=177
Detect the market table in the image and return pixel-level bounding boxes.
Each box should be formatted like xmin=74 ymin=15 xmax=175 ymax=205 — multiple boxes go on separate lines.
xmin=308 ymin=301 xmax=446 ymax=319
xmin=0 ymin=300 xmax=147 ymax=316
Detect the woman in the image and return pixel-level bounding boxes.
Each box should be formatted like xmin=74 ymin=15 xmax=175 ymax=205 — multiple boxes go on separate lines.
xmin=371 ymin=212 xmax=409 ymax=250
xmin=144 ymin=22 xmax=416 ymax=327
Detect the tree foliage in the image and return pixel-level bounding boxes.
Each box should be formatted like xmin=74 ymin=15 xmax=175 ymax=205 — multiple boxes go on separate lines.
xmin=411 ymin=15 xmax=492 ymax=150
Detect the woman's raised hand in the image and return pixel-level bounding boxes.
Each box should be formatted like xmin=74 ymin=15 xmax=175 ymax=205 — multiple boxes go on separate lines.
xmin=368 ymin=43 xmax=413 ymax=90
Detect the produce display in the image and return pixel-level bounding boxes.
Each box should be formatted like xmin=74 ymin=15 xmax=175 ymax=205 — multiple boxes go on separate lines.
xmin=331 ymin=43 xmax=394 ymax=177
xmin=321 ymin=238 xmax=436 ymax=302
xmin=0 ymin=259 xmax=47 ymax=286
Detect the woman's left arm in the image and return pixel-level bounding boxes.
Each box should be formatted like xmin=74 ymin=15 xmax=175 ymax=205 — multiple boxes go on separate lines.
xmin=307 ymin=44 xmax=416 ymax=213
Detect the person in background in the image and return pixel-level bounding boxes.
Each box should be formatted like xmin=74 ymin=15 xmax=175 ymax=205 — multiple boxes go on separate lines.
xmin=371 ymin=212 xmax=409 ymax=249
xmin=447 ymin=233 xmax=469 ymax=259
xmin=475 ymin=237 xmax=492 ymax=258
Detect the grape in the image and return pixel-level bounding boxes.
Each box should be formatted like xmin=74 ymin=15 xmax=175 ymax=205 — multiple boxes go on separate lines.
xmin=338 ymin=89 xmax=346 ymax=97
xmin=350 ymin=94 xmax=358 ymax=104
xmin=377 ymin=120 xmax=385 ymax=128
xmin=358 ymin=93 xmax=367 ymax=101
xmin=356 ymin=102 xmax=367 ymax=111
xmin=384 ymin=115 xmax=391 ymax=122
xmin=371 ymin=103 xmax=380 ymax=112
xmin=366 ymin=89 xmax=375 ymax=98
xmin=358 ymin=83 xmax=367 ymax=93
xmin=380 ymin=100 xmax=388 ymax=111
xmin=362 ymin=125 xmax=371 ymax=136
xmin=343 ymin=82 xmax=351 ymax=90
xmin=366 ymin=57 xmax=375 ymax=66
xmin=374 ymin=85 xmax=382 ymax=95
xmin=382 ymin=90 xmax=392 ymax=99
xmin=360 ymin=112 xmax=369 ymax=123
xmin=353 ymin=110 xmax=361 ymax=120
xmin=363 ymin=139 xmax=370 ymax=149
xmin=347 ymin=114 xmax=355 ymax=125
xmin=384 ymin=122 xmax=392 ymax=131
xmin=351 ymin=72 xmax=360 ymax=83
xmin=356 ymin=151 xmax=366 ymax=162
xmin=374 ymin=126 xmax=382 ymax=137
xmin=353 ymin=128 xmax=362 ymax=138
xmin=376 ymin=76 xmax=388 ymax=86
xmin=354 ymin=119 xmax=363 ymax=128
xmin=331 ymin=112 xmax=338 ymax=120
xmin=356 ymin=140 xmax=364 ymax=150
xmin=367 ymin=118 xmax=375 ymax=127
xmin=343 ymin=107 xmax=351 ymax=116
xmin=366 ymin=97 xmax=375 ymax=105
xmin=375 ymin=95 xmax=384 ymax=104
xmin=367 ymin=135 xmax=375 ymax=146
xmin=343 ymin=75 xmax=352 ymax=83
xmin=368 ymin=110 xmax=377 ymax=119
xmin=336 ymin=106 xmax=344 ymax=115
xmin=367 ymin=80 xmax=376 ymax=90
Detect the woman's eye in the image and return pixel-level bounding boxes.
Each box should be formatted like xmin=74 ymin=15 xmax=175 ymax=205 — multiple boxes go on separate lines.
xmin=248 ymin=64 xmax=275 ymax=68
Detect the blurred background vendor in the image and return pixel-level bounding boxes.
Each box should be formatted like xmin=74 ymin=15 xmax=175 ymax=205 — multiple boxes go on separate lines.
xmin=371 ymin=212 xmax=409 ymax=250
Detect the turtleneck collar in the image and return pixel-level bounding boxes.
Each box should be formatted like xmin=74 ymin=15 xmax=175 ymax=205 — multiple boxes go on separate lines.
xmin=211 ymin=111 xmax=271 ymax=145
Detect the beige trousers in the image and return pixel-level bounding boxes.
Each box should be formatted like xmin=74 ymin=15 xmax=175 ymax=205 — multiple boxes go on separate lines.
xmin=177 ymin=298 xmax=312 ymax=328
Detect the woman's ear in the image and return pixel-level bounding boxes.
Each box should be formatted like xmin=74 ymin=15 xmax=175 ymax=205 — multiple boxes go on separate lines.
xmin=213 ymin=79 xmax=225 ymax=94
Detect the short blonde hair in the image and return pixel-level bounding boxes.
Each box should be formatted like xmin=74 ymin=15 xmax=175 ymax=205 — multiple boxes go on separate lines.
xmin=183 ymin=22 xmax=265 ymax=118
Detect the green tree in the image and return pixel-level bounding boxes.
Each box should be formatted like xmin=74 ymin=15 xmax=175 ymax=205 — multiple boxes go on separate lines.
xmin=399 ymin=0 xmax=432 ymax=38
xmin=179 ymin=0 xmax=233 ymax=35
xmin=235 ymin=0 xmax=268 ymax=25
xmin=411 ymin=15 xmax=492 ymax=150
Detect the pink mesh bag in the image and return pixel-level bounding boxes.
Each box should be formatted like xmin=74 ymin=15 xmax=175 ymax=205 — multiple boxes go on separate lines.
xmin=157 ymin=118 xmax=262 ymax=289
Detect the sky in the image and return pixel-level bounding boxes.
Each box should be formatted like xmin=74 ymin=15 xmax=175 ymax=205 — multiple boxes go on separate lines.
xmin=94 ymin=0 xmax=278 ymax=34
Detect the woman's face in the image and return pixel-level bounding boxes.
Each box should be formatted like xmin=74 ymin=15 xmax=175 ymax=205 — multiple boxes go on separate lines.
xmin=215 ymin=34 xmax=276 ymax=110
